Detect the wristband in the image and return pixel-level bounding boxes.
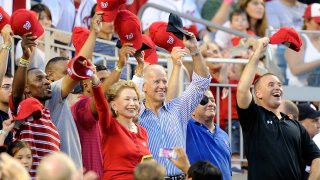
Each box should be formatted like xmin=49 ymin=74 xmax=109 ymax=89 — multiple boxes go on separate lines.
xmin=0 ymin=130 xmax=8 ymax=137
xmin=18 ymin=57 xmax=30 ymax=67
xmin=114 ymin=65 xmax=123 ymax=73
xmin=1 ymin=44 xmax=11 ymax=51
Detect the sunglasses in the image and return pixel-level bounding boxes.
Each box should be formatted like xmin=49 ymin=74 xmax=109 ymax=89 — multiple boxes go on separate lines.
xmin=200 ymin=95 xmax=209 ymax=106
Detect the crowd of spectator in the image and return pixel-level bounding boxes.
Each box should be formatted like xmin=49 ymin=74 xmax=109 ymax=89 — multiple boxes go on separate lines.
xmin=0 ymin=0 xmax=320 ymax=180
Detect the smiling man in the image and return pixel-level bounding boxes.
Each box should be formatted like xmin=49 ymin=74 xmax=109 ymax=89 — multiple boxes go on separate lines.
xmin=186 ymin=90 xmax=232 ymax=180
xmin=139 ymin=33 xmax=211 ymax=178
xmin=236 ymin=37 xmax=320 ymax=180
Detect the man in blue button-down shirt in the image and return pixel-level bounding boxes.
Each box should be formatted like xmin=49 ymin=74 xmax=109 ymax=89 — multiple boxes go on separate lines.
xmin=139 ymin=33 xmax=211 ymax=177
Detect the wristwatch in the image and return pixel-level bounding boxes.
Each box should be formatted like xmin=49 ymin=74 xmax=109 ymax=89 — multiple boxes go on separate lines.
xmin=0 ymin=130 xmax=8 ymax=137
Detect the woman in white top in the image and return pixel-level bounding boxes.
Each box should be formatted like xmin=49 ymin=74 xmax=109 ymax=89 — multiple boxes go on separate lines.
xmin=284 ymin=3 xmax=320 ymax=87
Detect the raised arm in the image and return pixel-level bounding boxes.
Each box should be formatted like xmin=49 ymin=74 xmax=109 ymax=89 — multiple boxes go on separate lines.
xmin=131 ymin=50 xmax=145 ymax=93
xmin=60 ymin=12 xmax=102 ymax=98
xmin=185 ymin=33 xmax=209 ymax=78
xmin=0 ymin=119 xmax=14 ymax=146
xmin=0 ymin=25 xmax=13 ymax=86
xmin=166 ymin=47 xmax=187 ymax=101
xmin=11 ymin=33 xmax=37 ymax=109
xmin=91 ymin=74 xmax=112 ymax=134
xmin=210 ymin=0 xmax=234 ymax=27
xmin=89 ymin=44 xmax=135 ymax=116
xmin=236 ymin=37 xmax=269 ymax=109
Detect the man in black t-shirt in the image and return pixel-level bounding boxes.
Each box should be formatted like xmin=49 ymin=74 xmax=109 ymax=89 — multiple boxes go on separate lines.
xmin=236 ymin=37 xmax=320 ymax=180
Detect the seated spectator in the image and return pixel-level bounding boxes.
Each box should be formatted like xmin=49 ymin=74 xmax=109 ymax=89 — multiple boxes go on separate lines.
xmin=134 ymin=160 xmax=166 ymax=180
xmin=187 ymin=161 xmax=222 ymax=180
xmin=278 ymin=99 xmax=299 ymax=120
xmin=266 ymin=0 xmax=306 ymax=30
xmin=215 ymin=0 xmax=267 ymax=49
xmin=7 ymin=140 xmax=32 ymax=172
xmin=229 ymin=9 xmax=256 ymax=46
xmin=284 ymin=3 xmax=320 ymax=87
xmin=297 ymin=103 xmax=320 ymax=138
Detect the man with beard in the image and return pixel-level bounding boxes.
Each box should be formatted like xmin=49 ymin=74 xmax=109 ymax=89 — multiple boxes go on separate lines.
xmin=236 ymin=37 xmax=320 ymax=180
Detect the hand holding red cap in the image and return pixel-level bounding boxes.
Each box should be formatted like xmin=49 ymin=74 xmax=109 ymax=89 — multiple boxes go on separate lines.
xmin=67 ymin=56 xmax=95 ymax=80
xmin=269 ymin=27 xmax=302 ymax=52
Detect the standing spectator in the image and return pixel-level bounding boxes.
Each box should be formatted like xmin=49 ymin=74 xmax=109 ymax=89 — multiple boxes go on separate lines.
xmin=297 ymin=103 xmax=320 ymax=138
xmin=139 ymin=32 xmax=211 ymax=177
xmin=187 ymin=90 xmax=232 ymax=180
xmin=266 ymin=0 xmax=307 ymax=30
xmin=91 ymin=76 xmax=151 ymax=179
xmin=236 ymin=37 xmax=320 ymax=179
xmin=284 ymin=3 xmax=320 ymax=87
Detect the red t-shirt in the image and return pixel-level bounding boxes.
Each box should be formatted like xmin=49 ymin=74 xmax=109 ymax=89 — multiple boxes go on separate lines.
xmin=71 ymin=96 xmax=103 ymax=179
xmin=92 ymin=85 xmax=151 ymax=180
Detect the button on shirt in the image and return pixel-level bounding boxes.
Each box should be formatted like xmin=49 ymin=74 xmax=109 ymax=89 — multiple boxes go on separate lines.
xmin=187 ymin=119 xmax=232 ymax=180
xmin=139 ymin=73 xmax=211 ymax=176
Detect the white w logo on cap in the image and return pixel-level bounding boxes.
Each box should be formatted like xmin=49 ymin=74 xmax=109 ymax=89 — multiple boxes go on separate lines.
xmin=167 ymin=36 xmax=174 ymax=44
xmin=101 ymin=2 xmax=108 ymax=8
xmin=23 ymin=21 xmax=31 ymax=30
xmin=0 ymin=13 xmax=2 ymax=21
xmin=125 ymin=33 xmax=133 ymax=40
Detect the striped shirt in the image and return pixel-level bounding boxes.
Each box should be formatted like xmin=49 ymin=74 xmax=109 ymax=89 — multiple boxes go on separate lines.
xmin=139 ymin=73 xmax=211 ymax=176
xmin=15 ymin=108 xmax=60 ymax=177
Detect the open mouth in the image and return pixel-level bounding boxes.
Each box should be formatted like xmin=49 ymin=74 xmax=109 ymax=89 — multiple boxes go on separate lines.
xmin=272 ymin=92 xmax=281 ymax=97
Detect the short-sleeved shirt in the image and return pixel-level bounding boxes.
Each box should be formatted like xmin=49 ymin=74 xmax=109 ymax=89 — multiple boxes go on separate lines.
xmin=187 ymin=119 xmax=232 ymax=180
xmin=45 ymin=79 xmax=82 ymax=169
xmin=71 ymin=96 xmax=103 ymax=178
xmin=237 ymin=100 xmax=320 ymax=180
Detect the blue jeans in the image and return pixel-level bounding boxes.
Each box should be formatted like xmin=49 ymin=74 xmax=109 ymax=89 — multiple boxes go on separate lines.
xmin=227 ymin=120 xmax=240 ymax=154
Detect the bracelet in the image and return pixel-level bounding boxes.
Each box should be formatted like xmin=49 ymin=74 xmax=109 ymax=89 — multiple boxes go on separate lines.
xmin=0 ymin=130 xmax=8 ymax=137
xmin=18 ymin=57 xmax=30 ymax=67
xmin=190 ymin=51 xmax=200 ymax=57
xmin=91 ymin=81 xmax=101 ymax=88
xmin=114 ymin=65 xmax=123 ymax=73
xmin=1 ymin=44 xmax=11 ymax=51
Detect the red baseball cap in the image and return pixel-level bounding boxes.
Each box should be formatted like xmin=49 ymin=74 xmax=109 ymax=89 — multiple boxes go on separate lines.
xmin=96 ymin=0 xmax=126 ymax=22
xmin=67 ymin=55 xmax=94 ymax=80
xmin=0 ymin=7 xmax=10 ymax=31
xmin=149 ymin=22 xmax=185 ymax=52
xmin=269 ymin=27 xmax=302 ymax=52
xmin=10 ymin=9 xmax=44 ymax=38
xmin=142 ymin=35 xmax=158 ymax=64
xmin=114 ymin=10 xmax=142 ymax=50
xmin=304 ymin=3 xmax=320 ymax=23
xmin=15 ymin=98 xmax=43 ymax=121
xmin=72 ymin=27 xmax=90 ymax=55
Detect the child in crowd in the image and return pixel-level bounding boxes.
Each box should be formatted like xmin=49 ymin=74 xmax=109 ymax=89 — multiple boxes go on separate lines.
xmin=7 ymin=140 xmax=33 ymax=172
xmin=229 ymin=9 xmax=255 ymax=46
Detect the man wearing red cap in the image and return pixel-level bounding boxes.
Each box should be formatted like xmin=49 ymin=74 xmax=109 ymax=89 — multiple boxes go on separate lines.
xmin=139 ymin=32 xmax=211 ymax=178
xmin=10 ymin=12 xmax=103 ymax=170
xmin=236 ymin=37 xmax=320 ymax=180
